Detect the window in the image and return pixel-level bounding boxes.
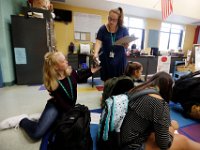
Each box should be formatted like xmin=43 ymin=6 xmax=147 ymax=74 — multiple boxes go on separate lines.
xmin=124 ymin=16 xmax=145 ymax=50
xmin=159 ymin=23 xmax=184 ymax=51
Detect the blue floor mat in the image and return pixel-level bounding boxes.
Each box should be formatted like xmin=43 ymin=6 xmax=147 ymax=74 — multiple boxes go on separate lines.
xmin=169 ymin=102 xmax=198 ymax=127
xmin=90 ymin=108 xmax=102 ymax=114
xmin=91 ymin=124 xmax=99 ymax=150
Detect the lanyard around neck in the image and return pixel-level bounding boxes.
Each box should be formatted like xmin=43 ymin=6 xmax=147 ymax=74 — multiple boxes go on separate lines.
xmin=57 ymin=77 xmax=74 ymax=100
xmin=111 ymin=33 xmax=116 ymax=45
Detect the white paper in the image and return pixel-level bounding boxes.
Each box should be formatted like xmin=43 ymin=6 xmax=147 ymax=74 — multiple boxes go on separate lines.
xmin=157 ymin=56 xmax=171 ymax=73
xmin=14 ymin=47 xmax=27 ymax=64
xmin=114 ymin=35 xmax=138 ymax=46
xmin=81 ymin=33 xmax=86 ymax=40
xmin=90 ymin=113 xmax=101 ymax=124
xmin=74 ymin=32 xmax=80 ymax=40
xmin=80 ymin=44 xmax=90 ymax=54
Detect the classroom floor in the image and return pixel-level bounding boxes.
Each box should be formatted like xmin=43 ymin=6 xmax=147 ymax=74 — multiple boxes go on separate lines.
xmin=0 ymin=78 xmax=199 ymax=150
xmin=0 ymin=78 xmax=102 ymax=150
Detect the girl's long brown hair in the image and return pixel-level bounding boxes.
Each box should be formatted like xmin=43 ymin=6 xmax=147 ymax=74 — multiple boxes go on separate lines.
xmin=125 ymin=61 xmax=143 ymax=77
xmin=128 ymin=71 xmax=173 ymax=102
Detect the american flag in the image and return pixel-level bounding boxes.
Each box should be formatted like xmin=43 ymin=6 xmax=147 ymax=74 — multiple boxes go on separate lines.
xmin=161 ymin=0 xmax=173 ymax=20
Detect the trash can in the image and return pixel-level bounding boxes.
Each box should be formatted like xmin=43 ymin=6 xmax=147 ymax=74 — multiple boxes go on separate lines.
xmin=0 ymin=64 xmax=3 ymax=88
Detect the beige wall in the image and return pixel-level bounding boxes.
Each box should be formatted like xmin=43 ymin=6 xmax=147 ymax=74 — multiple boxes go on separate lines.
xmin=52 ymin=2 xmax=196 ymax=55
xmin=144 ymin=18 xmax=162 ymax=53
xmin=183 ymin=25 xmax=196 ymax=53
xmin=52 ymin=2 xmax=108 ymax=55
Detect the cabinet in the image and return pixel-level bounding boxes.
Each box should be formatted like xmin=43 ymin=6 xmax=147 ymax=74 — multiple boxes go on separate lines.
xmin=11 ymin=15 xmax=49 ymax=84
xmin=67 ymin=54 xmax=79 ymax=70
xmin=127 ymin=56 xmax=184 ymax=80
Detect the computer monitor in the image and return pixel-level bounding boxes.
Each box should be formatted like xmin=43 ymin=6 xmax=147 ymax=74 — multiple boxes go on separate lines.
xmin=150 ymin=47 xmax=159 ymax=56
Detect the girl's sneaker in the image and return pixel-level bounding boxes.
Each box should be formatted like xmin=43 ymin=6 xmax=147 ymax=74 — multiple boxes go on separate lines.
xmin=0 ymin=114 xmax=28 ymax=130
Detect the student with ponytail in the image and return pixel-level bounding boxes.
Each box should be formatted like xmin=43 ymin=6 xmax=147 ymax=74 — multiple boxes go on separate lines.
xmin=0 ymin=51 xmax=100 ymax=141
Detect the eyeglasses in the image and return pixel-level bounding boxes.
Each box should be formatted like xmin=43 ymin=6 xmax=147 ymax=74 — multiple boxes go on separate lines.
xmin=108 ymin=16 xmax=118 ymax=22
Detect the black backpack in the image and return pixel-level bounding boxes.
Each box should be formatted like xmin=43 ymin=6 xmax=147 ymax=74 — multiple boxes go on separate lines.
xmin=97 ymin=89 xmax=159 ymax=150
xmin=171 ymin=70 xmax=200 ymax=116
xmin=48 ymin=104 xmax=93 ymax=150
xmin=101 ymin=75 xmax=134 ymax=107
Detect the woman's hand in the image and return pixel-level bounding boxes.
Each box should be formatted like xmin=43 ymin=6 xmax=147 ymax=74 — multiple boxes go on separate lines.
xmin=122 ymin=42 xmax=129 ymax=49
xmin=90 ymin=65 xmax=101 ymax=73
xmin=93 ymin=53 xmax=99 ymax=60
xmin=126 ymin=50 xmax=131 ymax=56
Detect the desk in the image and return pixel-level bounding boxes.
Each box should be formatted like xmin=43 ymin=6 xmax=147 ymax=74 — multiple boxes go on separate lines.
xmin=68 ymin=54 xmax=185 ymax=84
xmin=127 ymin=56 xmax=185 ymax=80
xmin=67 ymin=53 xmax=89 ymax=69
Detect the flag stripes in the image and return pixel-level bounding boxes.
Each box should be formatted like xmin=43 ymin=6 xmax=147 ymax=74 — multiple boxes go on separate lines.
xmin=161 ymin=0 xmax=173 ymax=20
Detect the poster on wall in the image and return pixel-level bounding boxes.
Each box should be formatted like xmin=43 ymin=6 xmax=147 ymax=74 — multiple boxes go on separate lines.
xmin=157 ymin=56 xmax=171 ymax=73
xmin=14 ymin=47 xmax=27 ymax=64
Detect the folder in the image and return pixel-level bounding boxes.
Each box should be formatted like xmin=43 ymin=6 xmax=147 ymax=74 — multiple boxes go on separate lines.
xmin=114 ymin=35 xmax=138 ymax=46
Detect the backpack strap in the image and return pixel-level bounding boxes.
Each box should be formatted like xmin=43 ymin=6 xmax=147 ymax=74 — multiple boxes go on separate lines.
xmin=128 ymin=88 xmax=159 ymax=106
xmin=177 ymin=70 xmax=200 ymax=82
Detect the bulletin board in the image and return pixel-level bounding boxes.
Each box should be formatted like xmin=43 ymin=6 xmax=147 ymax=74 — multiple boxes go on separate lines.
xmin=74 ymin=12 xmax=102 ymax=42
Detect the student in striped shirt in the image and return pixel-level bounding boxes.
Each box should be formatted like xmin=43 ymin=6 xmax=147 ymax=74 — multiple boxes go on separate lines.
xmin=120 ymin=71 xmax=200 ymax=150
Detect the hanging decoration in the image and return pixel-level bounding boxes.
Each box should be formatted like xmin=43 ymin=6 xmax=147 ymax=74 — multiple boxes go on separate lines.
xmin=161 ymin=0 xmax=173 ymax=20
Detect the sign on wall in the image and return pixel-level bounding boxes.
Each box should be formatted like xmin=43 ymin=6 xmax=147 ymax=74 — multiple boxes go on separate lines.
xmin=157 ymin=56 xmax=171 ymax=73
xmin=74 ymin=12 xmax=102 ymax=42
xmin=14 ymin=47 xmax=27 ymax=64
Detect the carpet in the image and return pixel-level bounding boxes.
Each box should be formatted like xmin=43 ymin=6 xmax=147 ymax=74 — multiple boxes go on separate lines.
xmin=90 ymin=111 xmax=101 ymax=150
xmin=96 ymin=85 xmax=104 ymax=91
xmin=169 ymin=102 xmax=197 ymax=127
xmin=87 ymin=77 xmax=104 ymax=91
xmin=90 ymin=124 xmax=99 ymax=150
xmin=90 ymin=108 xmax=102 ymax=114
xmin=90 ymin=103 xmax=200 ymax=149
xmin=178 ymin=124 xmax=200 ymax=142
xmin=169 ymin=102 xmax=200 ymax=143
xmin=39 ymin=85 xmax=46 ymax=91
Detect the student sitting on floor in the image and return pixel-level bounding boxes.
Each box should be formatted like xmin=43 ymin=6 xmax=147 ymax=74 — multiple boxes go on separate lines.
xmin=101 ymin=61 xmax=143 ymax=108
xmin=120 ymin=71 xmax=200 ymax=150
xmin=124 ymin=61 xmax=144 ymax=87
xmin=0 ymin=51 xmax=100 ymax=141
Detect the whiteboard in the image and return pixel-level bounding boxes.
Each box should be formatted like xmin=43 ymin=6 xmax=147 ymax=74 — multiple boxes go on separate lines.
xmin=74 ymin=12 xmax=102 ymax=42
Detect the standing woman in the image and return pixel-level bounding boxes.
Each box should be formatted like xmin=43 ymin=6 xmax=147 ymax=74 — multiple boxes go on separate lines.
xmin=93 ymin=7 xmax=129 ymax=81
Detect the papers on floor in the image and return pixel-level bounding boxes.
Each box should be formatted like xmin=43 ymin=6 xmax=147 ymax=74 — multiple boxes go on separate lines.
xmin=90 ymin=112 xmax=101 ymax=124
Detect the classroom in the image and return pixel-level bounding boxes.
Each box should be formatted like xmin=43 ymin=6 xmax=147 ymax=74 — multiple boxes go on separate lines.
xmin=0 ymin=0 xmax=200 ymax=150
